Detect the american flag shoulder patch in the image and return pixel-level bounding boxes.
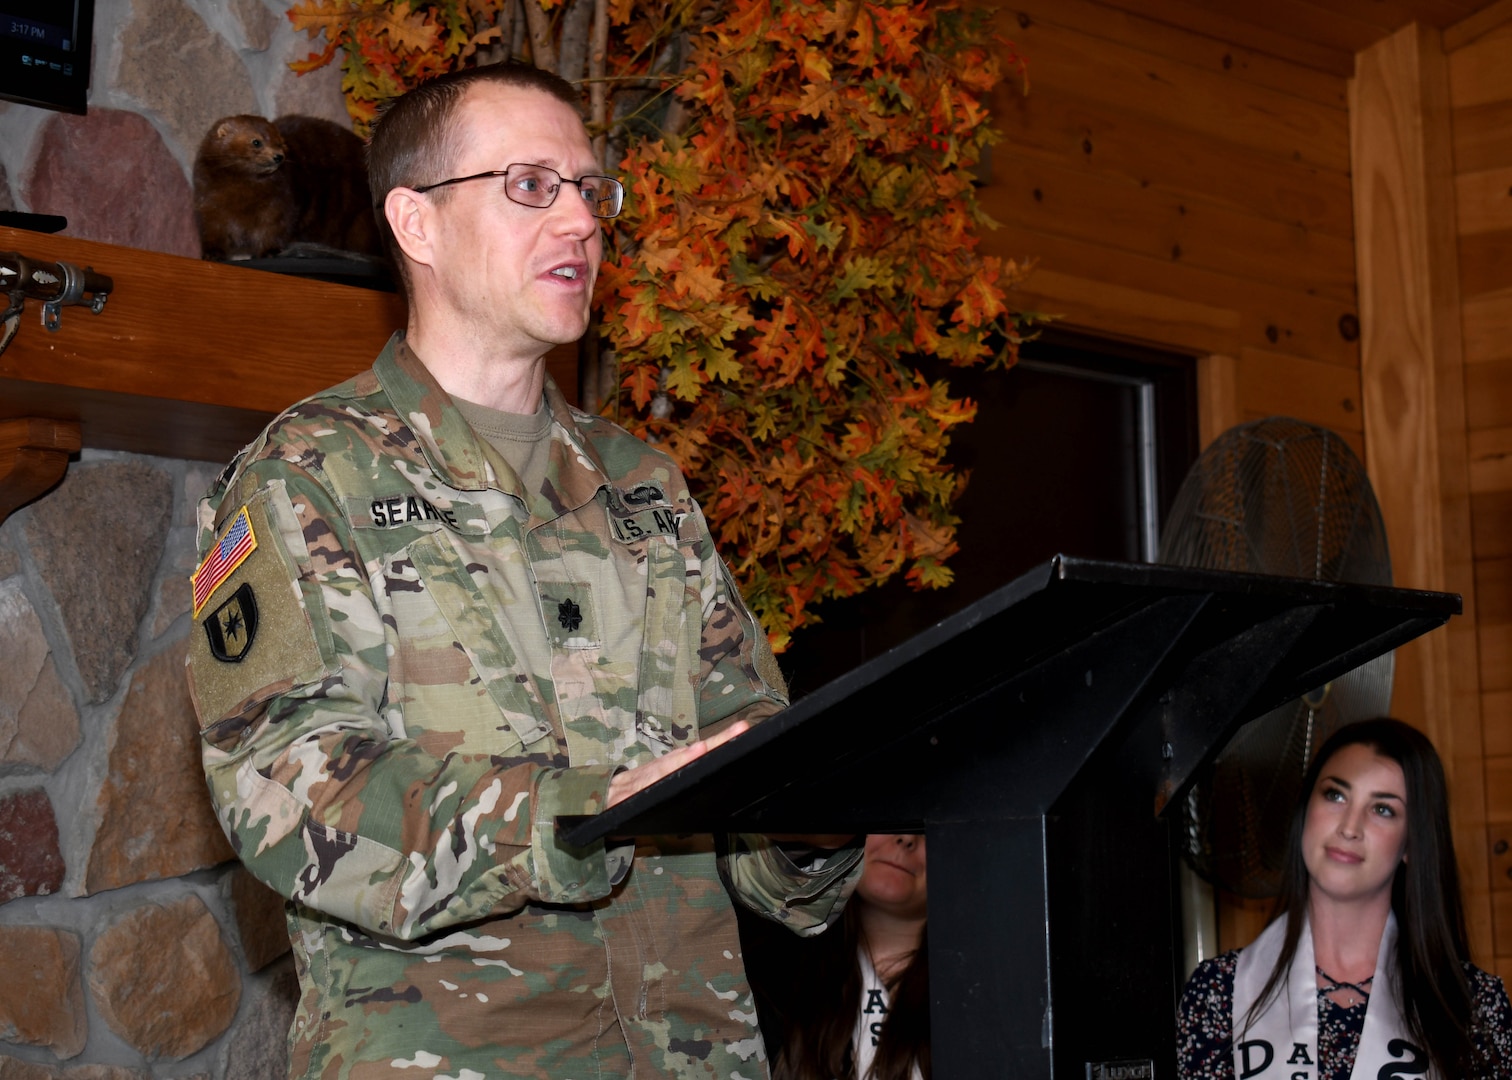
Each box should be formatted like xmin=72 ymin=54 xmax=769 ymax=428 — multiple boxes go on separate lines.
xmin=191 ymin=505 xmax=258 ymax=618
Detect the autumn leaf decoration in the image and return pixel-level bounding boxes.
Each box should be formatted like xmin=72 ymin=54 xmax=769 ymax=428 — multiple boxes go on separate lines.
xmin=285 ymin=0 xmax=1032 ymax=652
xmin=288 ymin=1 xmax=486 ymax=132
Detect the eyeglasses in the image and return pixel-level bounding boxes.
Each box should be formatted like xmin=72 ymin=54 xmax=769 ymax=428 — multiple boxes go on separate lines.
xmin=412 ymin=163 xmax=624 ymax=219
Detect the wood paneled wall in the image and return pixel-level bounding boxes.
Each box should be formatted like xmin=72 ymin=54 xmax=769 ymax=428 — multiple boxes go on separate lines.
xmin=1450 ymin=15 xmax=1512 ymax=984
xmin=975 ymin=1 xmax=1512 ymax=971
xmin=974 ymin=0 xmax=1366 ymax=952
xmin=979 ymin=0 xmax=1366 ymax=460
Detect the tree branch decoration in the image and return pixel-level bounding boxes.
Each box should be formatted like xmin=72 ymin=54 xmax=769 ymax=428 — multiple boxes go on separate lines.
xmin=288 ymin=0 xmax=1032 ymax=651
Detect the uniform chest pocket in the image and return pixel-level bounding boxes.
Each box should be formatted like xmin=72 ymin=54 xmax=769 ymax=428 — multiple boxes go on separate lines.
xmin=536 ymin=521 xmax=696 ymax=761
xmin=383 ymin=529 xmax=555 ymax=753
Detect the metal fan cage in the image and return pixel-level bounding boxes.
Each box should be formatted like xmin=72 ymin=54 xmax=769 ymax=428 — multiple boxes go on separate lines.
xmin=1159 ymin=417 xmax=1394 ymax=898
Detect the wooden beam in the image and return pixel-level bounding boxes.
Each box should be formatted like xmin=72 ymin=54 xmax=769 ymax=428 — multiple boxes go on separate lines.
xmin=0 ymin=417 xmax=82 ymax=524
xmin=1352 ymin=21 xmax=1492 ymax=961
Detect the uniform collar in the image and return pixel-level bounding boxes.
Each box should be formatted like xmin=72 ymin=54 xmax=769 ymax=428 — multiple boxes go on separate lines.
xmin=374 ymin=332 xmax=613 ymax=524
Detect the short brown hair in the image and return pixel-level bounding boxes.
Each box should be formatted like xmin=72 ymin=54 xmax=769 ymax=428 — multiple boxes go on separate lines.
xmin=367 ymin=61 xmax=584 ymax=296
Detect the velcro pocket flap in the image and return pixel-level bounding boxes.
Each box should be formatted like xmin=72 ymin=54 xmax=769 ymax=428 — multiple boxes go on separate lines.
xmin=406 ymin=530 xmax=555 ymax=747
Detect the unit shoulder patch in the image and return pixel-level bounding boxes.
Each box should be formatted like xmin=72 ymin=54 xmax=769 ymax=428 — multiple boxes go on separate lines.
xmin=204 ymin=583 xmax=259 ymax=662
xmin=186 ymin=484 xmax=333 ymax=734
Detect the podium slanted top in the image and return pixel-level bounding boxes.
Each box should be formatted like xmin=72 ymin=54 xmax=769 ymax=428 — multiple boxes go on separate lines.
xmin=562 ymin=556 xmax=1458 ymax=845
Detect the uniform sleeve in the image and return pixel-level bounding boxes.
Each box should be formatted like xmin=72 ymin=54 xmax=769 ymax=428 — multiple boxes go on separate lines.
xmin=1177 ymin=953 xmax=1237 ymax=1080
xmin=720 ymin=833 xmax=861 ymax=934
xmin=693 ymin=535 xmax=789 ymax=730
xmin=187 ymin=455 xmax=621 ymax=943
xmin=687 ymin=512 xmax=863 ymax=931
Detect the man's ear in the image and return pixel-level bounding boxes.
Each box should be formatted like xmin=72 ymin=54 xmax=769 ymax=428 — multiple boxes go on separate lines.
xmin=385 ymin=187 xmax=433 ymax=270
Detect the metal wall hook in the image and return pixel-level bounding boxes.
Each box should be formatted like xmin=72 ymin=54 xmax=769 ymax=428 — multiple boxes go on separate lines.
xmin=0 ymin=250 xmax=113 ymax=338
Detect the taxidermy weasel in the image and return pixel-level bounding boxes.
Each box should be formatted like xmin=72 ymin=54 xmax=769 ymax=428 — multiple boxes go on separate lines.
xmin=193 ymin=115 xmax=293 ymax=260
xmin=194 ymin=114 xmax=381 ymax=261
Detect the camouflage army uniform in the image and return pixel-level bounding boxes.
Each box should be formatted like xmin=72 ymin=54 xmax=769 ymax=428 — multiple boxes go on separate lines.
xmin=186 ymin=334 xmax=859 ymax=1079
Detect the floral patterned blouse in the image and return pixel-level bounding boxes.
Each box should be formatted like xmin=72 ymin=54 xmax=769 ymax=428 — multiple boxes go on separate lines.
xmin=1177 ymin=950 xmax=1512 ymax=1079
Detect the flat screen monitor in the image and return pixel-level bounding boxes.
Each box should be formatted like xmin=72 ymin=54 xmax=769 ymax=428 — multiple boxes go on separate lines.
xmin=0 ymin=1 xmax=94 ymax=114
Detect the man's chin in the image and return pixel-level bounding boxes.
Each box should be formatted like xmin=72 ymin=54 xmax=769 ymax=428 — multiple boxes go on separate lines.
xmin=538 ymin=316 xmax=592 ymax=349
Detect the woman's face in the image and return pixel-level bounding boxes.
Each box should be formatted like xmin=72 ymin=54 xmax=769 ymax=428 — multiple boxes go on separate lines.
xmin=857 ymin=833 xmax=927 ymax=921
xmin=1300 ymin=742 xmax=1409 ymax=908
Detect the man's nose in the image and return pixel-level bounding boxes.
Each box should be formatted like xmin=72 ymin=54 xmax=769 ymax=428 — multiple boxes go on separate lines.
xmin=552 ymin=185 xmax=600 ymax=235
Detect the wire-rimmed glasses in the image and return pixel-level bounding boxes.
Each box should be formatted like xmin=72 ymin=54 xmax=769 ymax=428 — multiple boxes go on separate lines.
xmin=412 ymin=163 xmax=624 ymax=219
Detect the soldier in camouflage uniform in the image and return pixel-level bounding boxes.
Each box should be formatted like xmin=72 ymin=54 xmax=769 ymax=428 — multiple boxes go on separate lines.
xmin=186 ymin=61 xmax=860 ymax=1078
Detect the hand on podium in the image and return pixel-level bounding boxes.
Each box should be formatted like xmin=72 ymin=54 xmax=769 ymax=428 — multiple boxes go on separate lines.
xmin=607 ymin=720 xmax=752 ymax=807
xmin=603 ymin=722 xmax=855 ymax=850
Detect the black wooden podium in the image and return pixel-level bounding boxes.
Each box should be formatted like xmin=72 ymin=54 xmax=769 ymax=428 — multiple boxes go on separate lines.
xmin=564 ymin=557 xmax=1459 ymax=1078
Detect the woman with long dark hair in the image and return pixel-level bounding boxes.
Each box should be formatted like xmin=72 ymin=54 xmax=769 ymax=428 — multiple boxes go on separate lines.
xmin=1178 ymin=718 xmax=1512 ymax=1078
xmin=745 ymin=833 xmax=930 ymax=1080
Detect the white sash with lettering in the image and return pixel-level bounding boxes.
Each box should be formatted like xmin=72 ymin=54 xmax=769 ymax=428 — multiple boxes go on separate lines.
xmin=1231 ymin=912 xmax=1432 ymax=1079
xmin=851 ymin=950 xmax=924 ymax=1080
xmin=853 ymin=949 xmax=885 ymax=1080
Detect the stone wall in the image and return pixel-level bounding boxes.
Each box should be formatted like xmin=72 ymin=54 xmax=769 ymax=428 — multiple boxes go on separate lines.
xmin=0 ymin=0 xmax=352 ymax=1075
xmin=0 ymin=0 xmax=349 ymax=255
xmin=0 ymin=453 xmax=298 ymax=1077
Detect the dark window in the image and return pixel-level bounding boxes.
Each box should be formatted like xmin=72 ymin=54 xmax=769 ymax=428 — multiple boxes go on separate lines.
xmin=781 ymin=331 xmax=1200 ymax=699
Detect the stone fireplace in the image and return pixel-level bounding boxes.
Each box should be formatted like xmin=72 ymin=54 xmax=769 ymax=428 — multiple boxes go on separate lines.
xmin=0 ymin=0 xmax=357 ymax=1073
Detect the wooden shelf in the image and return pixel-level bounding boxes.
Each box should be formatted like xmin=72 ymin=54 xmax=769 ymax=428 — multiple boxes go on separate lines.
xmin=0 ymin=226 xmax=410 ymax=465
xmin=0 ymin=227 xmax=584 ymax=523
